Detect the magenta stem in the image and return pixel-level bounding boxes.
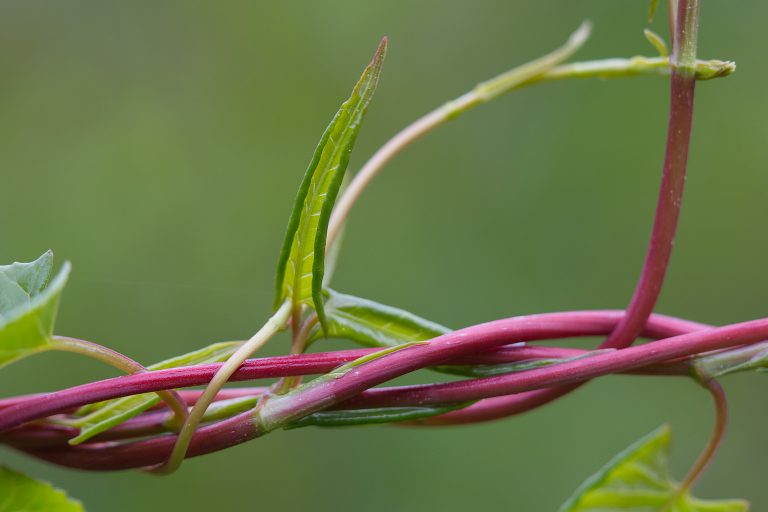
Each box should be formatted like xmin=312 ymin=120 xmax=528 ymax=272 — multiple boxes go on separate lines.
xmin=11 ymin=316 xmax=767 ymax=471
xmin=259 ymin=319 xmax=768 ymax=430
xmin=0 ymin=311 xmax=703 ymax=433
xmin=439 ymin=0 xmax=702 ymax=423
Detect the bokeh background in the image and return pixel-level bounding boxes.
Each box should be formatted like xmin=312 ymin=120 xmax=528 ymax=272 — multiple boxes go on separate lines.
xmin=1 ymin=1 xmax=767 ymax=510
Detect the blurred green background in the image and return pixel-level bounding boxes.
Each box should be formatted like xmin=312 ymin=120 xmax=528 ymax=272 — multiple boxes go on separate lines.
xmin=1 ymin=1 xmax=767 ymax=510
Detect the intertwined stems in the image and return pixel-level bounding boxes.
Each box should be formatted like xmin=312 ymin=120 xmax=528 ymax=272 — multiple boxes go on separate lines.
xmin=151 ymin=300 xmax=291 ymax=474
xmin=50 ymin=337 xmax=189 ymax=433
xmin=12 ymin=314 xmax=768 ymax=471
xmin=0 ymin=3 xmax=734 ymax=479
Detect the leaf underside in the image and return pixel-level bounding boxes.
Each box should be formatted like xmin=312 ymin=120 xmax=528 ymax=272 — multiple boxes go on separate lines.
xmin=274 ymin=38 xmax=387 ymax=330
xmin=307 ymin=288 xmax=449 ymax=347
xmin=0 ymin=466 xmax=84 ymax=512
xmin=0 ymin=251 xmax=70 ymax=368
xmin=558 ymin=425 xmax=749 ymax=512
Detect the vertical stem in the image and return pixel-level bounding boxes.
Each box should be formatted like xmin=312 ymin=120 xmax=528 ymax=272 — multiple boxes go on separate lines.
xmin=601 ymin=0 xmax=699 ymax=350
xmin=152 ymin=300 xmax=292 ymax=474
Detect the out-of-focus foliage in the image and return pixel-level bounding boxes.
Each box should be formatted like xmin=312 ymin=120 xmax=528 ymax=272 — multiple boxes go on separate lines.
xmin=0 ymin=1 xmax=766 ymax=510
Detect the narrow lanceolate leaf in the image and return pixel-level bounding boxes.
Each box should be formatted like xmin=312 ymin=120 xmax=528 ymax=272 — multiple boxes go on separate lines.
xmin=558 ymin=425 xmax=749 ymax=512
xmin=274 ymin=38 xmax=387 ymax=330
xmin=436 ymin=350 xmax=614 ymax=378
xmin=306 ymin=289 xmax=449 ymax=347
xmin=648 ymin=0 xmax=661 ymax=22
xmin=285 ymin=404 xmax=468 ymax=429
xmin=0 ymin=252 xmax=70 ymax=368
xmin=692 ymin=341 xmax=768 ymax=380
xmin=0 ymin=466 xmax=84 ymax=511
xmin=69 ymin=342 xmax=239 ymax=445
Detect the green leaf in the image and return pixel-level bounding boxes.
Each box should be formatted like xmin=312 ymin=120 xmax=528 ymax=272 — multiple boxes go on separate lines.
xmin=692 ymin=342 xmax=768 ymax=380
xmin=0 ymin=466 xmax=84 ymax=511
xmin=274 ymin=38 xmax=387 ymax=330
xmin=285 ymin=403 xmax=468 ymax=429
xmin=0 ymin=252 xmax=70 ymax=368
xmin=644 ymin=29 xmax=669 ymax=57
xmin=648 ymin=0 xmax=661 ymax=22
xmin=69 ymin=342 xmax=239 ymax=444
xmin=307 ymin=288 xmax=449 ymax=347
xmin=435 ymin=349 xmax=614 ymax=378
xmin=558 ymin=425 xmax=749 ymax=512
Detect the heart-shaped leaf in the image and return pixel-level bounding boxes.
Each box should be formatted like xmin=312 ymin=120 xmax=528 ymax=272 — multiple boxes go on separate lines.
xmin=559 ymin=425 xmax=749 ymax=511
xmin=0 ymin=252 xmax=70 ymax=368
xmin=0 ymin=466 xmax=84 ymax=511
xmin=274 ymin=38 xmax=387 ymax=330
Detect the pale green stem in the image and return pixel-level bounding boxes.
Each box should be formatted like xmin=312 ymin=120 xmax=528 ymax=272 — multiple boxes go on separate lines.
xmin=152 ymin=300 xmax=292 ymax=474
xmin=50 ymin=336 xmax=188 ymax=430
xmin=161 ymin=396 xmax=260 ymax=430
xmin=325 ymin=53 xmax=733 ymax=249
xmin=274 ymin=313 xmax=320 ymax=394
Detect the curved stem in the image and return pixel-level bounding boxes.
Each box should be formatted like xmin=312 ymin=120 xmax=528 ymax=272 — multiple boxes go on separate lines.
xmin=151 ymin=300 xmax=292 ymax=474
xmin=677 ymin=379 xmax=727 ymax=495
xmin=326 ymin=52 xmax=730 ymax=249
xmin=50 ymin=337 xmax=188 ymax=431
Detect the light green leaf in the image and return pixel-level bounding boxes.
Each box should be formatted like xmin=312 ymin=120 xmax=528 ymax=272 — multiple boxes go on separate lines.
xmin=643 ymin=29 xmax=669 ymax=57
xmin=274 ymin=38 xmax=387 ymax=330
xmin=307 ymin=288 xmax=449 ymax=347
xmin=559 ymin=425 xmax=749 ymax=512
xmin=69 ymin=342 xmax=239 ymax=444
xmin=0 ymin=252 xmax=70 ymax=368
xmin=0 ymin=466 xmax=84 ymax=511
xmin=692 ymin=342 xmax=768 ymax=381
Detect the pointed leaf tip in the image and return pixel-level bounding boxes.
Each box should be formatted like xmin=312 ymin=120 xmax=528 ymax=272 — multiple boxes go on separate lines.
xmin=570 ymin=20 xmax=593 ymax=48
xmin=644 ymin=28 xmax=670 ymax=57
xmin=648 ymin=0 xmax=661 ymax=22
xmin=559 ymin=424 xmax=749 ymax=512
xmin=0 ymin=253 xmax=70 ymax=368
xmin=274 ymin=39 xmax=387 ymax=326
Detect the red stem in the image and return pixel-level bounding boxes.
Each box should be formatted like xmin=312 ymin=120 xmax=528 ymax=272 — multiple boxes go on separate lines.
xmin=438 ymin=0 xmax=701 ymax=423
xmin=0 ymin=311 xmax=703 ymax=433
xmin=12 ymin=317 xmax=767 ymax=471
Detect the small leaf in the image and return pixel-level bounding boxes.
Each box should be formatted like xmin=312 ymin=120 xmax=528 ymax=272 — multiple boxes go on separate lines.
xmin=435 ymin=349 xmax=614 ymax=378
xmin=0 ymin=252 xmax=70 ymax=368
xmin=285 ymin=404 xmax=468 ymax=429
xmin=274 ymin=38 xmax=387 ymax=330
xmin=472 ymin=21 xmax=591 ymax=103
xmin=558 ymin=425 xmax=749 ymax=512
xmin=69 ymin=342 xmax=239 ymax=444
xmin=692 ymin=341 xmax=768 ymax=380
xmin=306 ymin=289 xmax=449 ymax=347
xmin=648 ymin=0 xmax=661 ymax=22
xmin=644 ymin=28 xmax=669 ymax=57
xmin=0 ymin=466 xmax=84 ymax=511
